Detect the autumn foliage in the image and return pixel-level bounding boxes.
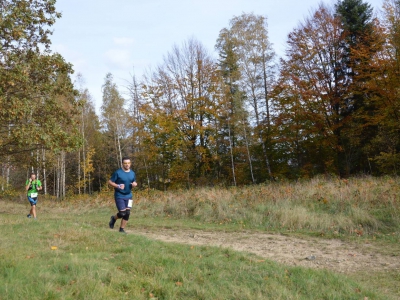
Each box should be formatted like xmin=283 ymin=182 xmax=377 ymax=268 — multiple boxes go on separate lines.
xmin=1 ymin=0 xmax=400 ymax=195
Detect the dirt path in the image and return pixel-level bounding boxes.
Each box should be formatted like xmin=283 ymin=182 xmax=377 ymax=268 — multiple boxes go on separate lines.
xmin=133 ymin=228 xmax=400 ymax=274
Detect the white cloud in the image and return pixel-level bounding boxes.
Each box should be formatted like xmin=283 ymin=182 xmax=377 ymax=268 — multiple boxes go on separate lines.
xmin=104 ymin=48 xmax=134 ymax=70
xmin=113 ymin=37 xmax=135 ymax=46
xmin=103 ymin=37 xmax=140 ymax=71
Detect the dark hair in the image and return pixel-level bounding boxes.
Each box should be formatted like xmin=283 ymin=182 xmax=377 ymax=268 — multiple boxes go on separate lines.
xmin=121 ymin=157 xmax=131 ymax=163
xmin=30 ymin=173 xmax=36 ymax=176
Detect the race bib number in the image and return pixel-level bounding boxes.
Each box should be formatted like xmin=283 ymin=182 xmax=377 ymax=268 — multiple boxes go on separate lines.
xmin=30 ymin=193 xmax=38 ymax=198
xmin=128 ymin=199 xmax=133 ymax=208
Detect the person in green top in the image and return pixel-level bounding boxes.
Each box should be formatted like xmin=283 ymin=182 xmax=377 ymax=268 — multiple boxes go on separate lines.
xmin=26 ymin=173 xmax=42 ymax=219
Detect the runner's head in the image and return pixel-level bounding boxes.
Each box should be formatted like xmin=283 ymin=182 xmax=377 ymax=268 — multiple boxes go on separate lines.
xmin=121 ymin=157 xmax=131 ymax=171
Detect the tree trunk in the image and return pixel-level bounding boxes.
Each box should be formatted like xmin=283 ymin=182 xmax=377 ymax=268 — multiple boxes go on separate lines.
xmin=242 ymin=118 xmax=255 ymax=184
xmin=227 ymin=119 xmax=237 ymax=186
xmin=42 ymin=148 xmax=47 ymax=195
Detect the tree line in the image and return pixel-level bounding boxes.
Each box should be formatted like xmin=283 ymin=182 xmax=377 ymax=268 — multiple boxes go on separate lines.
xmin=1 ymin=0 xmax=399 ymax=196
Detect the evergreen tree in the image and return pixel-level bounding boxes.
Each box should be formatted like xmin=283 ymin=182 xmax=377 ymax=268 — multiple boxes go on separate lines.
xmin=334 ymin=0 xmax=378 ymax=175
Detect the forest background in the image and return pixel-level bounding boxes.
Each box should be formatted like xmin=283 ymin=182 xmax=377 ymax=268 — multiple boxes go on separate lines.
xmin=1 ymin=0 xmax=400 ymax=198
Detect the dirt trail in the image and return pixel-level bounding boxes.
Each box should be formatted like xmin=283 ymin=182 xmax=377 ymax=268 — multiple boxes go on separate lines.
xmin=133 ymin=228 xmax=400 ymax=274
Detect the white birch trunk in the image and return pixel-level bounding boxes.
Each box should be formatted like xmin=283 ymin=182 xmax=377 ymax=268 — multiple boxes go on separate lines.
xmin=227 ymin=119 xmax=237 ymax=186
xmin=56 ymin=157 xmax=60 ymax=199
xmin=62 ymin=151 xmax=66 ymax=199
xmin=42 ymin=148 xmax=47 ymax=195
xmin=242 ymin=119 xmax=255 ymax=184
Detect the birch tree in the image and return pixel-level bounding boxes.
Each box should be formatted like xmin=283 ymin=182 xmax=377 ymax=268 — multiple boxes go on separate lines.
xmin=218 ymin=13 xmax=276 ymax=181
xmin=101 ymin=73 xmax=129 ymax=171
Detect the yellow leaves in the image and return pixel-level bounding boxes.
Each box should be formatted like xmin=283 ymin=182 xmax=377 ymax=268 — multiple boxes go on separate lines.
xmin=284 ymin=269 xmax=291 ymax=280
xmin=12 ymin=29 xmax=23 ymax=39
xmin=317 ymin=196 xmax=329 ymax=204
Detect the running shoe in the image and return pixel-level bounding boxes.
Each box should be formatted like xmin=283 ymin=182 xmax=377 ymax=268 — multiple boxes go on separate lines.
xmin=119 ymin=228 xmax=127 ymax=234
xmin=27 ymin=214 xmax=31 ymax=218
xmin=109 ymin=215 xmax=116 ymax=229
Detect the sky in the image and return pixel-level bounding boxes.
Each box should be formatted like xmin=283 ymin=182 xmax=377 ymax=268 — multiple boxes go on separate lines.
xmin=50 ymin=0 xmax=385 ymax=113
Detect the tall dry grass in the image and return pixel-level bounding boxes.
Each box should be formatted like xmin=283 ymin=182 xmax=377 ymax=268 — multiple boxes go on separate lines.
xmin=130 ymin=176 xmax=400 ymax=236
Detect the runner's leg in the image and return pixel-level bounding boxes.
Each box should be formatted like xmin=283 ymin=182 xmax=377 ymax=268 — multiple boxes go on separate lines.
xmin=32 ymin=205 xmax=36 ymax=218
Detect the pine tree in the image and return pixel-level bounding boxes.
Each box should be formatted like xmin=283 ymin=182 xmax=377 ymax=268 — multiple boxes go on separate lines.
xmin=334 ymin=0 xmax=379 ymax=175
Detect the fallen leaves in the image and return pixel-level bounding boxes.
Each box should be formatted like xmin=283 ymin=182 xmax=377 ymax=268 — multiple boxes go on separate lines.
xmin=354 ymin=229 xmax=363 ymax=236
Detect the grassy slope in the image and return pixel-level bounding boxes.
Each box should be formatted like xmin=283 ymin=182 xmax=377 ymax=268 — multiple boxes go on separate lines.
xmin=0 ymin=197 xmax=398 ymax=300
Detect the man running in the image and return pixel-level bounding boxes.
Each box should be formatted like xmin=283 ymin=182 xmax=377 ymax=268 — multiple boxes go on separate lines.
xmin=26 ymin=173 xmax=42 ymax=219
xmin=108 ymin=157 xmax=137 ymax=233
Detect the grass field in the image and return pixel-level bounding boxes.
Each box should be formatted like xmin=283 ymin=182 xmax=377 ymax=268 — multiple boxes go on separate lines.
xmin=1 ymin=176 xmax=399 ymax=299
